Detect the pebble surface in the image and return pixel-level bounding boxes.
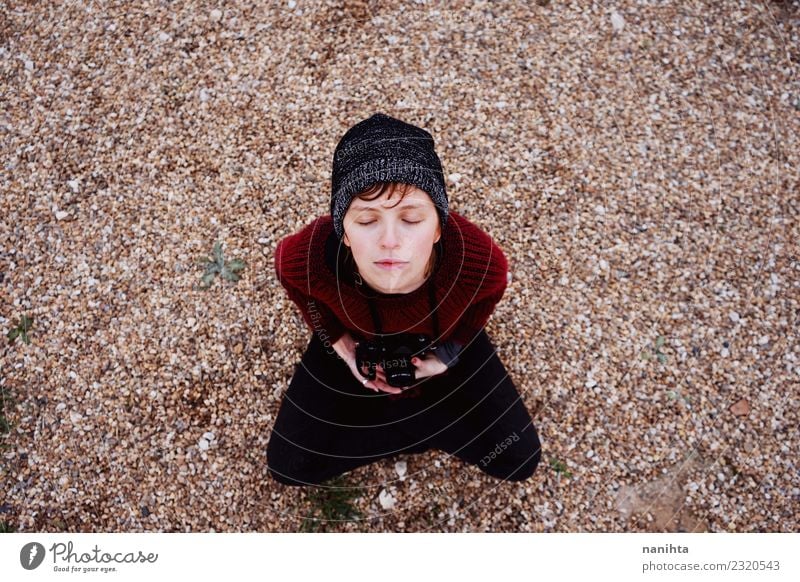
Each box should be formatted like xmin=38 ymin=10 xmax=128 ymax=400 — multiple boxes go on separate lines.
xmin=1 ymin=0 xmax=798 ymax=532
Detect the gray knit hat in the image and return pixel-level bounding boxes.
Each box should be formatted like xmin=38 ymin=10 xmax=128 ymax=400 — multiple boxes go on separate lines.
xmin=330 ymin=112 xmax=448 ymax=240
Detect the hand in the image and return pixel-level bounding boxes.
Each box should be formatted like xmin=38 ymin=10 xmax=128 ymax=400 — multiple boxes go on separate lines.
xmin=331 ymin=332 xmax=403 ymax=394
xmin=408 ymin=353 xmax=449 ymax=383
xmin=371 ymin=352 xmax=450 ymax=391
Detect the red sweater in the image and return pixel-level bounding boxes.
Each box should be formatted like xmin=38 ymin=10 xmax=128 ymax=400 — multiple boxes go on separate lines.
xmin=274 ymin=211 xmax=508 ymax=347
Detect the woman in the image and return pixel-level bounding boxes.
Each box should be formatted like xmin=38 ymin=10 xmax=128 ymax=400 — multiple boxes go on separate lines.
xmin=268 ymin=112 xmax=541 ymax=486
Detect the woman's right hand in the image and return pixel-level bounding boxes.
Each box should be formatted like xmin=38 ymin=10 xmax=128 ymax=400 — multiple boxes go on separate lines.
xmin=331 ymin=332 xmax=403 ymax=394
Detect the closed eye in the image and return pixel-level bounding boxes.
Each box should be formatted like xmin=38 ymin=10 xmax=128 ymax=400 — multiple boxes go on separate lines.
xmin=357 ymin=220 xmax=422 ymax=225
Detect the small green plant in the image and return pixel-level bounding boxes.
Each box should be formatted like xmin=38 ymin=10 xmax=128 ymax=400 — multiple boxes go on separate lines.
xmin=299 ymin=475 xmax=363 ymax=532
xmin=0 ymin=387 xmax=15 ymax=446
xmin=641 ymin=335 xmax=668 ymax=364
xmin=196 ymin=242 xmax=246 ymax=289
xmin=199 ymin=242 xmax=245 ymax=290
xmin=7 ymin=313 xmax=33 ymax=345
xmin=549 ymin=458 xmax=573 ymax=479
xmin=666 ymin=389 xmax=691 ymax=404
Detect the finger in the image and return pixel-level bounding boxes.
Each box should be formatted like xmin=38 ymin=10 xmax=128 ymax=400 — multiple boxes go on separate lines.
xmin=373 ymin=380 xmax=403 ymax=394
xmin=361 ymin=379 xmax=378 ymax=392
xmin=410 ymin=357 xmax=430 ymax=379
xmin=351 ymin=365 xmax=377 ymax=391
xmin=411 ymin=357 xmax=446 ymax=379
xmin=358 ymin=362 xmax=381 ymax=382
xmin=374 ymin=364 xmax=388 ymax=378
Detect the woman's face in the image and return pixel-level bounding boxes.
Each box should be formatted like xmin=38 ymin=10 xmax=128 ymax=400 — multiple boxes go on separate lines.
xmin=342 ymin=184 xmax=441 ymax=295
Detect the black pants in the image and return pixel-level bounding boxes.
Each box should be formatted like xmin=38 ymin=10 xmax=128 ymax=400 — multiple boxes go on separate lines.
xmin=266 ymin=328 xmax=542 ymax=486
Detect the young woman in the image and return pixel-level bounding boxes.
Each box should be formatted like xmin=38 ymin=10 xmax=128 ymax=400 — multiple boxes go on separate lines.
xmin=268 ymin=112 xmax=541 ymax=486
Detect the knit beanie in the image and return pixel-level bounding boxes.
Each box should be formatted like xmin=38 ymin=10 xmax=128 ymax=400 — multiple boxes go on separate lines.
xmin=330 ymin=112 xmax=448 ymax=241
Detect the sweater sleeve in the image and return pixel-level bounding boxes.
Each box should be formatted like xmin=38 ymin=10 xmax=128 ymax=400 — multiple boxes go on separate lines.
xmin=446 ymin=237 xmax=509 ymax=346
xmin=274 ymin=227 xmax=347 ymax=346
xmin=435 ymin=340 xmax=464 ymax=369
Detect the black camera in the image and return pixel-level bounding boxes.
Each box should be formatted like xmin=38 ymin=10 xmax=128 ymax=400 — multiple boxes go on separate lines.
xmin=355 ymin=333 xmax=437 ymax=388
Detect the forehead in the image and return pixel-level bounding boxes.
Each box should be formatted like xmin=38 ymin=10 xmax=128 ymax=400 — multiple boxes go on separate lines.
xmin=347 ymin=185 xmax=434 ymax=212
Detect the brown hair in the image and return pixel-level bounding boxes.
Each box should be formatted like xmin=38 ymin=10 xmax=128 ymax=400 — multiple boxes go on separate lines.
xmin=343 ymin=182 xmax=438 ymax=281
xmin=355 ymin=181 xmax=412 ymax=206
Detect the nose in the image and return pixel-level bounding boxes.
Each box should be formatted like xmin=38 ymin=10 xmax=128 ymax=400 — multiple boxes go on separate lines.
xmin=379 ymin=221 xmax=401 ymax=249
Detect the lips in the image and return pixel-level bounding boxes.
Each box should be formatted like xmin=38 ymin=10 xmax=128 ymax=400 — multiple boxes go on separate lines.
xmin=374 ymin=260 xmax=408 ymax=270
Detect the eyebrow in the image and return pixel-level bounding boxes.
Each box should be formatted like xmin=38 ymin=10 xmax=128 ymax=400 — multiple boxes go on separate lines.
xmin=349 ymin=203 xmax=426 ymax=212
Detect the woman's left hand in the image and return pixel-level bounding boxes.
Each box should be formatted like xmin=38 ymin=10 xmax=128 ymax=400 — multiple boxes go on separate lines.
xmin=409 ymin=353 xmax=448 ymax=380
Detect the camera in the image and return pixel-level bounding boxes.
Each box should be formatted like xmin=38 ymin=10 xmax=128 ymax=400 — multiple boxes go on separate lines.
xmin=355 ymin=333 xmax=437 ymax=388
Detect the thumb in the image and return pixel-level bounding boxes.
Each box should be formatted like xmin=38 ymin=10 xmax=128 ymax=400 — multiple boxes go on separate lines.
xmin=359 ymin=374 xmax=377 ymax=392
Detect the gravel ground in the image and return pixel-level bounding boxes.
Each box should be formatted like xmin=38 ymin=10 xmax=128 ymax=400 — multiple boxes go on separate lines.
xmin=2 ymin=0 xmax=798 ymax=533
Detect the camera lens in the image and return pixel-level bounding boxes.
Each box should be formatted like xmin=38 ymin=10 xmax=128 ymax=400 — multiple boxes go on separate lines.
xmin=383 ymin=345 xmax=416 ymax=387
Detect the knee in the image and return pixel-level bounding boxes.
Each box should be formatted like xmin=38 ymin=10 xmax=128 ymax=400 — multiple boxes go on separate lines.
xmin=481 ymin=437 xmax=542 ymax=483
xmin=266 ymin=453 xmax=330 ymax=487
xmin=266 ymin=436 xmax=321 ymax=487
xmin=505 ymin=447 xmax=542 ymax=482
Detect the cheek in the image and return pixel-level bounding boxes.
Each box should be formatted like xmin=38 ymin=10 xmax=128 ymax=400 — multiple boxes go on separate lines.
xmin=349 ymin=240 xmax=371 ymax=260
xmin=418 ymin=232 xmax=437 ymax=251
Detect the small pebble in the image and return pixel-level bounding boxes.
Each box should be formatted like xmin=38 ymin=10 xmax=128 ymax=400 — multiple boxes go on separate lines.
xmin=610 ymin=10 xmax=625 ymax=33
xmin=378 ymin=489 xmax=396 ymax=510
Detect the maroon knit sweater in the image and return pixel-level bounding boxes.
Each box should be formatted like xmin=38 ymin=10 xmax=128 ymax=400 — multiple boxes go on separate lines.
xmin=274 ymin=211 xmax=508 ymax=347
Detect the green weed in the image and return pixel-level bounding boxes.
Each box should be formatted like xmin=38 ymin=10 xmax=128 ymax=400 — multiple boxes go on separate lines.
xmin=641 ymin=335 xmax=668 ymax=364
xmin=196 ymin=242 xmax=246 ymax=290
xmin=0 ymin=387 xmax=15 ymax=447
xmin=666 ymin=389 xmax=691 ymax=404
xmin=7 ymin=313 xmax=33 ymax=345
xmin=299 ymin=475 xmax=364 ymax=532
xmin=549 ymin=458 xmax=573 ymax=479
